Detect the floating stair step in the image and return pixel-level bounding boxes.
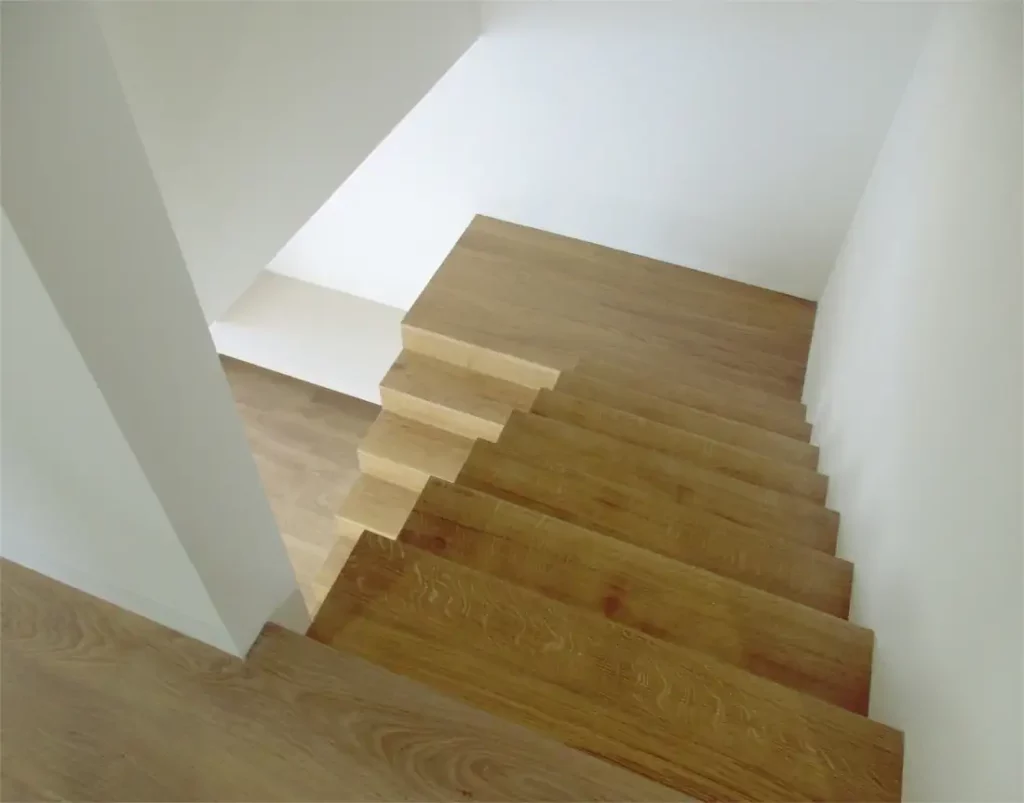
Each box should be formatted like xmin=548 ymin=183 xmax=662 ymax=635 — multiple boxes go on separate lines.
xmin=358 ymin=411 xmax=473 ymax=491
xmin=380 ymin=349 xmax=538 ymax=441
xmin=401 ymin=320 xmax=564 ymax=390
xmin=403 ymin=479 xmax=872 ymax=712
xmin=496 ymin=412 xmax=839 ymax=553
xmin=574 ymin=358 xmax=812 ymax=441
xmin=457 ymin=443 xmax=850 ymax=615
xmin=312 ymin=533 xmax=903 ymax=802
xmin=336 ymin=473 xmax=419 ymax=539
xmin=532 ymin=390 xmax=827 ymax=503
xmin=555 ymin=371 xmax=819 ymax=469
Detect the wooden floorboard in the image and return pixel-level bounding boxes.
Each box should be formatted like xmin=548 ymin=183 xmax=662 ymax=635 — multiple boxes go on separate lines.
xmin=1 ymin=559 xmax=682 ymax=803
xmin=221 ymin=357 xmax=379 ymax=613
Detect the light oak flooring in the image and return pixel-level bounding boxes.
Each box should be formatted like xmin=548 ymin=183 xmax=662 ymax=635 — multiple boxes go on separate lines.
xmin=0 ymin=558 xmax=681 ymax=802
xmin=221 ymin=357 xmax=379 ymax=612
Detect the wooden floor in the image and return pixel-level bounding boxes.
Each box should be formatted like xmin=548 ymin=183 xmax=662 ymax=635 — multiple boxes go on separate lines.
xmin=324 ymin=216 xmax=905 ymax=801
xmin=221 ymin=357 xmax=379 ymax=612
xmin=0 ymin=559 xmax=680 ymax=802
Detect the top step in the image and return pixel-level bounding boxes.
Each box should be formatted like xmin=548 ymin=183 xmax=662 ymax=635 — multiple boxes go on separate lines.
xmin=404 ymin=216 xmax=816 ymax=401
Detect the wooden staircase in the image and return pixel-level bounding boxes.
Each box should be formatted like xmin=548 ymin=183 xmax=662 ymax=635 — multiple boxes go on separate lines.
xmin=316 ymin=216 xmax=903 ymax=801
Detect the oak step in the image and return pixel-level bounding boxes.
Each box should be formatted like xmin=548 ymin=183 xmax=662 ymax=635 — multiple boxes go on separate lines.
xmin=555 ymin=371 xmax=819 ymax=469
xmin=358 ymin=411 xmax=473 ymax=491
xmin=337 ymin=473 xmax=419 ymax=539
xmin=457 ymin=443 xmax=851 ymax=615
xmin=462 ymin=216 xmax=817 ymax=339
xmin=417 ymin=246 xmax=809 ymax=390
xmin=411 ymin=288 xmax=802 ymax=401
xmin=312 ymin=533 xmax=903 ymax=801
xmin=573 ymin=358 xmax=812 ymax=441
xmin=496 ymin=411 xmax=839 ymax=553
xmin=532 ymin=389 xmax=827 ymax=503
xmin=380 ymin=349 xmax=539 ymax=441
xmin=403 ymin=479 xmax=872 ymax=712
xmin=402 ymin=321 xmax=560 ymax=389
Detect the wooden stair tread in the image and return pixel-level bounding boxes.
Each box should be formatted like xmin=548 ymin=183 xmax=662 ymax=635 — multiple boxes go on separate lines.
xmin=312 ymin=533 xmax=902 ymax=802
xmin=419 ymin=247 xmax=809 ymax=384
xmin=411 ymin=288 xmax=802 ymax=400
xmin=380 ymin=349 xmax=538 ymax=441
xmin=574 ymin=358 xmax=812 ymax=441
xmin=497 ymin=411 xmax=839 ymax=553
xmin=403 ymin=479 xmax=872 ymax=713
xmin=337 ymin=473 xmax=419 ymax=539
xmin=402 ymin=321 xmax=562 ymax=389
xmin=358 ymin=411 xmax=473 ymax=491
xmin=532 ymin=389 xmax=828 ymax=502
xmin=556 ymin=371 xmax=819 ymax=469
xmin=465 ymin=216 xmax=817 ymax=336
xmin=457 ymin=443 xmax=850 ymax=615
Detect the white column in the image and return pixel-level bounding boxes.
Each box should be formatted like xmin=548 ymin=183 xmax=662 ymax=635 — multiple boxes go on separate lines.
xmin=1 ymin=1 xmax=305 ymax=653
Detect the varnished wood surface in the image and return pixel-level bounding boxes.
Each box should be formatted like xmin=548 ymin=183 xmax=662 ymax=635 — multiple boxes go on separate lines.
xmin=337 ymin=472 xmax=421 ymax=539
xmin=555 ymin=371 xmax=819 ymax=468
xmin=404 ymin=216 xmax=815 ymax=401
xmin=532 ymin=389 xmax=828 ymax=502
xmin=402 ymin=480 xmax=872 ymax=712
xmin=574 ymin=358 xmax=812 ymax=440
xmin=498 ymin=411 xmax=840 ymax=552
xmin=312 ymin=534 xmax=903 ymax=802
xmin=380 ymin=350 xmax=539 ymax=441
xmin=359 ymin=411 xmax=474 ymax=491
xmin=1 ymin=559 xmax=681 ymax=802
xmin=222 ymin=357 xmax=379 ymax=613
xmin=457 ymin=443 xmax=850 ymax=615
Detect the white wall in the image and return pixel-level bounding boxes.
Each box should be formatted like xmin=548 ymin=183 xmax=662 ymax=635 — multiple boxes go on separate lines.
xmin=803 ymin=5 xmax=1022 ymax=800
xmin=97 ymin=1 xmax=480 ymax=321
xmin=1 ymin=2 xmax=303 ymax=655
xmin=1 ymin=213 xmax=236 ymax=653
xmin=270 ymin=2 xmax=935 ymax=309
xmin=212 ymin=273 xmax=403 ymax=405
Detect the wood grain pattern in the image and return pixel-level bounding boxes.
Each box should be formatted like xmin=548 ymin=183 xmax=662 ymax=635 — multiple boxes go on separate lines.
xmin=380 ymin=349 xmax=539 ymax=441
xmin=466 ymin=216 xmax=816 ymax=335
xmin=2 ymin=559 xmax=679 ymax=802
xmin=221 ymin=356 xmax=379 ymax=614
xmin=359 ymin=411 xmax=474 ymax=491
xmin=337 ymin=472 xmax=421 ymax=539
xmin=532 ymin=389 xmax=828 ymax=502
xmin=402 ymin=321 xmax=562 ymax=389
xmin=574 ymin=358 xmax=812 ymax=440
xmin=497 ymin=412 xmax=839 ymax=553
xmin=402 ymin=479 xmax=872 ymax=712
xmin=421 ymin=246 xmax=808 ymax=384
xmin=457 ymin=443 xmax=850 ymax=614
xmin=555 ymin=371 xmax=819 ymax=468
xmin=410 ymin=286 xmax=802 ymax=399
xmin=312 ymin=534 xmax=903 ymax=802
